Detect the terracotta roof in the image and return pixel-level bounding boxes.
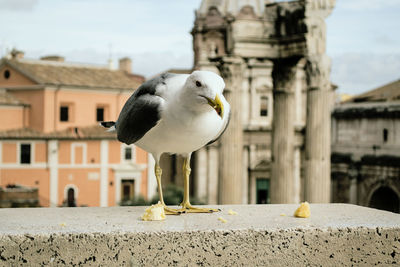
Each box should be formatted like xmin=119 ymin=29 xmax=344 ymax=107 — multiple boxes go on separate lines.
xmin=149 ymin=68 xmax=192 ymax=80
xmin=348 ymin=79 xmax=400 ymax=103
xmin=0 ymin=89 xmax=28 ymax=106
xmin=0 ymin=125 xmax=117 ymax=140
xmin=127 ymin=73 xmax=146 ymax=83
xmin=2 ymin=58 xmax=143 ymax=90
xmin=0 ymin=128 xmax=47 ymax=139
xmin=51 ymin=125 xmax=117 ymax=139
xmin=164 ymin=68 xmax=193 ymax=74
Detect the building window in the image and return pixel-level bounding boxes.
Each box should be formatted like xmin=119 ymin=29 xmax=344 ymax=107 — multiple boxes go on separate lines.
xmin=256 ymin=178 xmax=270 ymax=204
xmin=60 ymin=106 xmax=69 ymax=121
xmin=96 ymin=107 xmax=104 ymax=122
xmin=383 ymin=128 xmax=388 ymax=143
xmin=4 ymin=70 xmax=10 ymax=79
xmin=260 ymin=96 xmax=268 ymax=117
xmin=124 ymin=147 xmax=132 ymax=160
xmin=121 ymin=144 xmax=135 ymax=163
xmin=20 ymin=143 xmax=31 ymax=164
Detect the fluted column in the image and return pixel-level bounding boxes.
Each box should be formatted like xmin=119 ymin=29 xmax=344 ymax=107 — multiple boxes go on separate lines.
xmin=194 ymin=148 xmax=208 ymax=201
xmin=207 ymin=146 xmax=219 ymax=204
xmin=242 ymin=146 xmax=249 ymax=204
xmin=302 ymin=0 xmax=335 ymax=203
xmin=304 ymin=55 xmax=331 ymax=203
xmin=218 ymin=58 xmax=244 ymax=204
xmin=270 ymin=58 xmax=299 ymax=204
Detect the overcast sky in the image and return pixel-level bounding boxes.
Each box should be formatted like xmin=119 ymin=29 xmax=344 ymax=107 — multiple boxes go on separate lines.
xmin=0 ymin=0 xmax=399 ymax=95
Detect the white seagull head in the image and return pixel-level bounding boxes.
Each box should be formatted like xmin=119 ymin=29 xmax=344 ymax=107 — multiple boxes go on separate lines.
xmin=183 ymin=71 xmax=226 ymax=118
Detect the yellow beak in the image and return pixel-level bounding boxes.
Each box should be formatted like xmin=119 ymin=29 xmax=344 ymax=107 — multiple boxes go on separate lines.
xmin=206 ymin=94 xmax=224 ymax=118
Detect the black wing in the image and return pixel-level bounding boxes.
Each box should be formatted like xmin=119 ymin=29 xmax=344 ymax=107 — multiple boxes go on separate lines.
xmin=116 ymin=73 xmax=174 ymax=145
xmin=206 ymin=111 xmax=231 ymax=146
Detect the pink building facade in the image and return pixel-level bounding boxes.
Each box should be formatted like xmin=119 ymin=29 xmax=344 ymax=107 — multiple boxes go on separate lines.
xmin=0 ymin=53 xmax=157 ymax=207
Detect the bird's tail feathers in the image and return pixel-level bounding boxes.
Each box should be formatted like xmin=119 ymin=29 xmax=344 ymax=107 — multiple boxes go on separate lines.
xmin=99 ymin=121 xmax=116 ymax=132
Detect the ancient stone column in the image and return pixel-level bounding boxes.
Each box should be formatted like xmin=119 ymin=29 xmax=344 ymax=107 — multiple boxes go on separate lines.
xmin=218 ymin=58 xmax=244 ymax=204
xmin=194 ymin=147 xmax=208 ymax=201
xmin=270 ymin=58 xmax=299 ymax=204
xmin=207 ymin=145 xmax=219 ymax=204
xmin=349 ymin=177 xmax=358 ymax=205
xmin=242 ymin=146 xmax=249 ymax=204
xmin=304 ymin=55 xmax=331 ymax=203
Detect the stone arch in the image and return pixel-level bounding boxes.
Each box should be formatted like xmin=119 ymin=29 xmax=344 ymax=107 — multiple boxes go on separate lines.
xmin=368 ymin=185 xmax=400 ymax=213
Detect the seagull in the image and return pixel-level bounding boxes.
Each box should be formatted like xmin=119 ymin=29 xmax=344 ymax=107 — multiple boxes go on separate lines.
xmin=101 ymin=71 xmax=230 ymax=214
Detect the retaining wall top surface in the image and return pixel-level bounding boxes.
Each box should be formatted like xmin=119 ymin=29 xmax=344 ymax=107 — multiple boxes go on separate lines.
xmin=1 ymin=204 xmax=399 ymax=235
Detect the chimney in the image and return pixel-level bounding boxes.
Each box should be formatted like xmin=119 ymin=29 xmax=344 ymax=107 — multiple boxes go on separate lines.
xmin=119 ymin=57 xmax=132 ymax=73
xmin=40 ymin=55 xmax=65 ymax=62
xmin=107 ymin=58 xmax=114 ymax=70
xmin=10 ymin=49 xmax=24 ymax=59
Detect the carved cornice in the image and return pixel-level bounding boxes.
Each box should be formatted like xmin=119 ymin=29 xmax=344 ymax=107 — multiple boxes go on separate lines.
xmin=272 ymin=57 xmax=302 ymax=91
xmin=304 ymin=0 xmax=336 ymax=18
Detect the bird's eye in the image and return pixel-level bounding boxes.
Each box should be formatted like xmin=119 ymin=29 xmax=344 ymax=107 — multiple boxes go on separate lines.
xmin=196 ymin=81 xmax=202 ymax=87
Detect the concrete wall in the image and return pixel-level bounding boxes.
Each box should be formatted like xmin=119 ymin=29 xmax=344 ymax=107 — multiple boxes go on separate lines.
xmin=0 ymin=106 xmax=26 ymax=130
xmin=0 ymin=204 xmax=399 ymax=265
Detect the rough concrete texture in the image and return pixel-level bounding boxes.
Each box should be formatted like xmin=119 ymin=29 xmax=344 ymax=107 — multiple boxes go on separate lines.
xmin=0 ymin=204 xmax=399 ymax=266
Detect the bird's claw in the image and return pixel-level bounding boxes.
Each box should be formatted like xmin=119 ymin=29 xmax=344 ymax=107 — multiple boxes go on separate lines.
xmin=163 ymin=206 xmax=183 ymax=215
xmin=178 ymin=203 xmax=220 ymax=213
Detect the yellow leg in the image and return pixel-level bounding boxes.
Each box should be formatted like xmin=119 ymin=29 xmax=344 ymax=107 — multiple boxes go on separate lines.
xmin=179 ymin=156 xmax=220 ymax=213
xmin=154 ymin=163 xmax=181 ymax=215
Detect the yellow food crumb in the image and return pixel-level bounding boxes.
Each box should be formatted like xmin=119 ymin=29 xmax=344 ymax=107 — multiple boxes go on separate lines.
xmin=142 ymin=202 xmax=166 ymax=221
xmin=227 ymin=209 xmax=238 ymax=215
xmin=280 ymin=213 xmax=286 ymax=216
xmin=294 ymin=202 xmax=311 ymax=218
xmin=218 ymin=217 xmax=228 ymax=223
xmin=59 ymin=222 xmax=67 ymax=227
